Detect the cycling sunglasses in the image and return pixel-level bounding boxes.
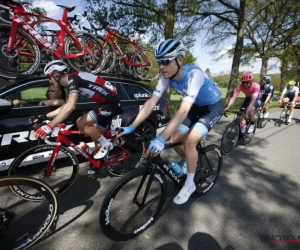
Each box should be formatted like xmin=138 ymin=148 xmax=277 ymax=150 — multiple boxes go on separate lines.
xmin=242 ymin=81 xmax=251 ymax=85
xmin=157 ymin=57 xmax=177 ymax=66
xmin=47 ymin=72 xmax=55 ymax=79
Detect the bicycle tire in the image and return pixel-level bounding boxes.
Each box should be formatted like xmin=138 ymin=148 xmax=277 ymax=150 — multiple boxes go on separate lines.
xmin=105 ymin=141 xmax=146 ymax=176
xmin=8 ymin=144 xmax=79 ymax=200
xmin=99 ymin=167 xmax=167 ymax=241
xmin=95 ymin=35 xmax=116 ymax=74
xmin=0 ymin=24 xmax=41 ymax=79
xmin=132 ymin=48 xmax=159 ymax=81
xmin=221 ymin=121 xmax=239 ymax=155
xmin=0 ymin=176 xmax=57 ymax=250
xmin=194 ymin=144 xmax=223 ymax=195
xmin=64 ymin=32 xmax=105 ymax=74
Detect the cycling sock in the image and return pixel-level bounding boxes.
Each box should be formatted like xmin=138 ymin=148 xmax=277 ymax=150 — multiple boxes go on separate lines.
xmin=97 ymin=135 xmax=111 ymax=147
xmin=184 ymin=172 xmax=195 ymax=188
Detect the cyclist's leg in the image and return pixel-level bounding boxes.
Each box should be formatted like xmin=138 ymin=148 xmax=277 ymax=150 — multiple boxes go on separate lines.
xmin=173 ymin=100 xmax=223 ymax=204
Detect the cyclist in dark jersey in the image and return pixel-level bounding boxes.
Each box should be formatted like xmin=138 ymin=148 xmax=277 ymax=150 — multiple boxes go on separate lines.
xmin=35 ymin=60 xmax=122 ymax=159
xmin=260 ymin=76 xmax=274 ymax=118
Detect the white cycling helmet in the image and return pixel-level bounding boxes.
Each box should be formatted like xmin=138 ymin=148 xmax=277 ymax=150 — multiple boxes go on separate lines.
xmin=155 ymin=39 xmax=186 ymax=58
xmin=44 ymin=60 xmax=68 ymax=76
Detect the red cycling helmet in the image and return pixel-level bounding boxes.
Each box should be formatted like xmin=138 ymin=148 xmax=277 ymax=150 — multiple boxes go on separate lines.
xmin=241 ymin=72 xmax=254 ymax=82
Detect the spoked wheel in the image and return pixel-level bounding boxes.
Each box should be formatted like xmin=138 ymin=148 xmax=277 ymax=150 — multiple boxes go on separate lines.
xmin=96 ymin=35 xmax=116 ymax=74
xmin=8 ymin=144 xmax=79 ymax=200
xmin=133 ymin=49 xmax=159 ymax=81
xmin=64 ymin=32 xmax=105 ymax=74
xmin=243 ymin=122 xmax=256 ymax=145
xmin=221 ymin=121 xmax=239 ymax=155
xmin=99 ymin=167 xmax=167 ymax=241
xmin=0 ymin=176 xmax=57 ymax=250
xmin=194 ymin=144 xmax=223 ymax=195
xmin=0 ymin=25 xmax=41 ymax=79
xmin=259 ymin=117 xmax=268 ymax=128
xmin=105 ymin=140 xmax=146 ymax=176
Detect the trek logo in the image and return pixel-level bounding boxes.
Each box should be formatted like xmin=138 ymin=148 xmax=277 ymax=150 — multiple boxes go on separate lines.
xmin=104 ymin=81 xmax=116 ymax=92
xmin=0 ymin=125 xmax=74 ymax=146
xmin=88 ymin=84 xmax=109 ymax=96
xmin=134 ymin=93 xmax=151 ymax=99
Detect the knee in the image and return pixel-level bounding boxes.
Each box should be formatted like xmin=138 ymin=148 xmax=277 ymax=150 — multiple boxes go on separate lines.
xmin=182 ymin=137 xmax=197 ymax=150
xmin=76 ymin=118 xmax=84 ymax=130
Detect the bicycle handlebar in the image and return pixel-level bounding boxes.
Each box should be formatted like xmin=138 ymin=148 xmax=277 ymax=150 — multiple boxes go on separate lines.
xmin=223 ymin=110 xmax=244 ymax=117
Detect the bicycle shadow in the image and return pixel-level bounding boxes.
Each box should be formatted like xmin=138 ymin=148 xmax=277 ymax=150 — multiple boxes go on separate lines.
xmin=155 ymin=232 xmax=235 ymax=250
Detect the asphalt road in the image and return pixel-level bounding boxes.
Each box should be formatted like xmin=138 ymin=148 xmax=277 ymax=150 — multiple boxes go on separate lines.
xmin=18 ymin=108 xmax=300 ymax=250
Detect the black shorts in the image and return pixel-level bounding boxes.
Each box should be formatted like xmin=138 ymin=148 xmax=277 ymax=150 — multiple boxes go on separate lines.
xmin=89 ymin=96 xmax=122 ymax=129
xmin=181 ymin=99 xmax=223 ymax=132
xmin=240 ymin=96 xmax=262 ymax=111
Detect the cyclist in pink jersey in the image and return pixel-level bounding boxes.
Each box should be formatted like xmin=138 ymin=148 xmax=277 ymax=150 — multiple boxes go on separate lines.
xmin=224 ymin=72 xmax=262 ymax=133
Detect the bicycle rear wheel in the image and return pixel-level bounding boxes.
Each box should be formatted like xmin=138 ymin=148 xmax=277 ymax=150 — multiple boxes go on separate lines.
xmin=0 ymin=24 xmax=41 ymax=79
xmin=8 ymin=144 xmax=79 ymax=200
xmin=0 ymin=176 xmax=57 ymax=250
xmin=96 ymin=35 xmax=116 ymax=74
xmin=99 ymin=167 xmax=167 ymax=241
xmin=194 ymin=144 xmax=223 ymax=195
xmin=64 ymin=32 xmax=105 ymax=74
xmin=221 ymin=121 xmax=239 ymax=155
xmin=133 ymin=49 xmax=159 ymax=81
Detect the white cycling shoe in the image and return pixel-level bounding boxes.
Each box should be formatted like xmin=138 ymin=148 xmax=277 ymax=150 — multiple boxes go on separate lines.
xmin=173 ymin=184 xmax=196 ymax=205
xmin=263 ymin=111 xmax=269 ymax=119
xmin=248 ymin=124 xmax=255 ymax=134
xmin=94 ymin=143 xmax=113 ymax=159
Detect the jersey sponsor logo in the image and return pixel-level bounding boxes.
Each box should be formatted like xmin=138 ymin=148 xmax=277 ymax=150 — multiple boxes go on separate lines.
xmin=177 ymin=89 xmax=194 ymax=98
xmin=208 ymin=87 xmax=219 ymax=97
xmin=104 ymin=81 xmax=116 ymax=92
xmin=111 ymin=115 xmax=122 ymax=128
xmin=68 ymin=79 xmax=74 ymax=84
xmin=88 ymin=84 xmax=109 ymax=96
xmin=154 ymin=88 xmax=161 ymax=93
xmin=139 ymin=104 xmax=160 ymax=111
xmin=134 ymin=93 xmax=151 ymax=99
xmin=101 ymin=110 xmax=112 ymax=116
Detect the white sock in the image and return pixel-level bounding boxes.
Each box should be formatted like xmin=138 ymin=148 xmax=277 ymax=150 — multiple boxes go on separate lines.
xmin=97 ymin=135 xmax=111 ymax=147
xmin=184 ymin=173 xmax=195 ymax=188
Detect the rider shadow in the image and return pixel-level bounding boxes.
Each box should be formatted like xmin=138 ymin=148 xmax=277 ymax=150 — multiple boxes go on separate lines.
xmin=155 ymin=232 xmax=236 ymax=250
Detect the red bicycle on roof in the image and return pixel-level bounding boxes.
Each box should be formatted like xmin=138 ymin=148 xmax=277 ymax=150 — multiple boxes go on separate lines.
xmin=0 ymin=0 xmax=105 ymax=79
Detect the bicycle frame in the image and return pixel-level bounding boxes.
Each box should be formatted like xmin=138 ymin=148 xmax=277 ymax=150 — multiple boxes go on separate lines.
xmin=101 ymin=25 xmax=151 ymax=67
xmin=7 ymin=2 xmax=91 ymax=59
xmin=43 ymin=124 xmax=131 ymax=177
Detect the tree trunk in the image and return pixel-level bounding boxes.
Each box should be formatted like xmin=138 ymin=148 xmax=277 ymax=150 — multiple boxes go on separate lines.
xmin=225 ymin=27 xmax=245 ymax=104
xmin=280 ymin=58 xmax=287 ymax=92
xmin=260 ymin=56 xmax=269 ymax=77
xmin=162 ymin=0 xmax=176 ymax=102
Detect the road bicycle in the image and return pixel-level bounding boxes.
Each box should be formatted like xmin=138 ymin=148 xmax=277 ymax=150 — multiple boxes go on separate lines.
xmin=221 ymin=109 xmax=257 ymax=155
xmin=7 ymin=121 xmax=147 ymax=200
xmin=274 ymin=101 xmax=292 ymax=126
xmin=0 ymin=1 xmax=105 ymax=79
xmin=256 ymin=103 xmax=269 ymax=129
xmin=0 ymin=176 xmax=57 ymax=250
xmin=99 ymin=138 xmax=222 ymax=240
xmin=84 ymin=19 xmax=159 ymax=81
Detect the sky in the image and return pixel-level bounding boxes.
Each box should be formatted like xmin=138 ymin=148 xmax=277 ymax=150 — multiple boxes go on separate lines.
xmin=32 ymin=0 xmax=280 ymax=75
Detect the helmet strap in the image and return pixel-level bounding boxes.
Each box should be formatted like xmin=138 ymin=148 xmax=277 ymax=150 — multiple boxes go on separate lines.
xmin=169 ymin=59 xmax=180 ymax=79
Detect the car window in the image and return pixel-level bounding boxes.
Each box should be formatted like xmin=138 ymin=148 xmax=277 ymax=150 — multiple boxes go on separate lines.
xmin=113 ymin=82 xmax=129 ymax=100
xmin=122 ymin=84 xmax=152 ymax=100
xmin=6 ymin=86 xmax=49 ymax=105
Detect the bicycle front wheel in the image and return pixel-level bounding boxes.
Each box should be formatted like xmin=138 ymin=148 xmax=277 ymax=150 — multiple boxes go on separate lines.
xmin=221 ymin=121 xmax=239 ymax=155
xmin=133 ymin=49 xmax=159 ymax=81
xmin=0 ymin=24 xmax=41 ymax=79
xmin=99 ymin=167 xmax=167 ymax=241
xmin=0 ymin=176 xmax=57 ymax=250
xmin=8 ymin=144 xmax=79 ymax=199
xmin=64 ymin=32 xmax=105 ymax=74
xmin=194 ymin=144 xmax=223 ymax=195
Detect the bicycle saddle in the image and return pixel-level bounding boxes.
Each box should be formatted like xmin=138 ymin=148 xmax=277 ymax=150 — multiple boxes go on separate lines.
xmin=56 ymin=5 xmax=76 ymax=12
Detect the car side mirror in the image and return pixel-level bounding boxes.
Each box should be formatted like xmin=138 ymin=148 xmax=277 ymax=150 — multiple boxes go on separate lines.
xmin=0 ymin=98 xmax=12 ymax=111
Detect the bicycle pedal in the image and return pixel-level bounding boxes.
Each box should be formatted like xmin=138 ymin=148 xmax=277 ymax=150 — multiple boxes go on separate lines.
xmin=87 ymin=170 xmax=97 ymax=175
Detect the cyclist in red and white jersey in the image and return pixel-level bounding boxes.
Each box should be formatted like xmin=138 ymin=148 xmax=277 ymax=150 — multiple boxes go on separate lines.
xmin=224 ymin=72 xmax=262 ymax=133
xmin=34 ymin=60 xmax=122 ymax=159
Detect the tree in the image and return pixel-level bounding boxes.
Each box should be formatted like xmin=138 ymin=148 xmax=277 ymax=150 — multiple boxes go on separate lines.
xmin=190 ymin=0 xmax=275 ymax=104
xmin=205 ymin=68 xmax=211 ymax=77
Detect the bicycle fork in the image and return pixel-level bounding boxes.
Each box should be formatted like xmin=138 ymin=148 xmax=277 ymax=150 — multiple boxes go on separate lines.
xmin=133 ymin=165 xmax=157 ymax=209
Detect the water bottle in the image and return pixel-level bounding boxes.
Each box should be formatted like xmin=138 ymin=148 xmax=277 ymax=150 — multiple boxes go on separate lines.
xmin=180 ymin=161 xmax=188 ymax=176
xmin=240 ymin=119 xmax=246 ymax=133
xmin=170 ymin=162 xmax=182 ymax=175
xmin=79 ymin=142 xmax=94 ymax=155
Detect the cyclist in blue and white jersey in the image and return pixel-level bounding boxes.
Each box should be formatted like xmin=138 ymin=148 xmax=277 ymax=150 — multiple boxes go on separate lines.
xmin=260 ymin=75 xmax=275 ymax=118
xmin=117 ymin=39 xmax=223 ymax=204
xmin=278 ymin=80 xmax=299 ymax=123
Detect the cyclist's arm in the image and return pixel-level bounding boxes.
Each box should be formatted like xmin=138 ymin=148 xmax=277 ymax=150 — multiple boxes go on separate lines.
xmin=45 ymin=104 xmax=65 ymax=118
xmin=48 ymin=93 xmax=78 ymax=127
xmin=40 ymin=99 xmax=65 ymax=107
xmin=279 ymin=88 xmax=286 ymax=102
xmin=131 ymin=94 xmax=161 ymax=128
xmin=225 ymin=87 xmax=240 ymax=109
xmin=264 ymin=93 xmax=272 ymax=104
